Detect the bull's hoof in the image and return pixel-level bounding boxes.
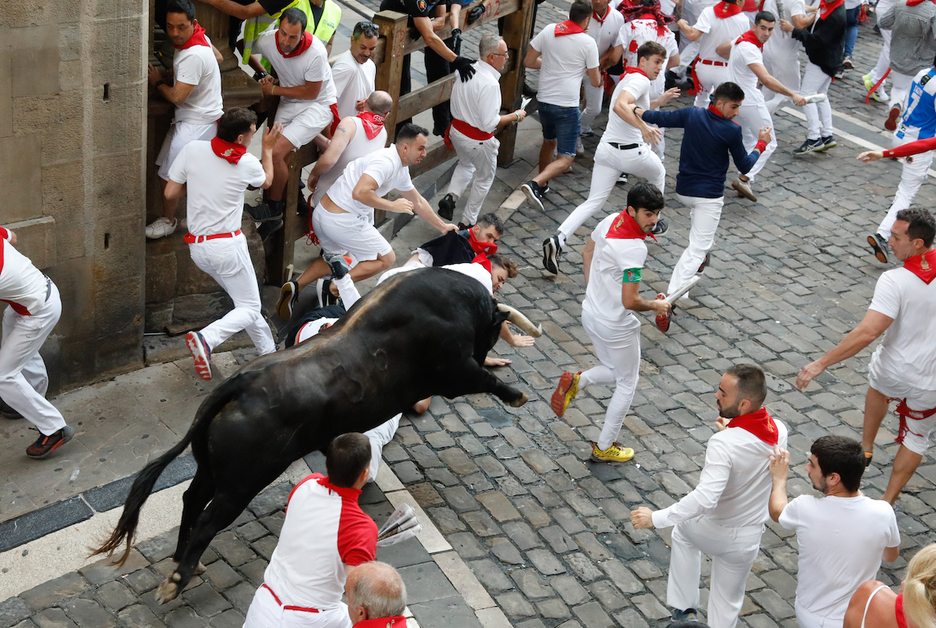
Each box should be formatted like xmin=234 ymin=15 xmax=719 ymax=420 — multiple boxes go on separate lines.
xmin=509 ymin=393 xmax=529 ymax=408
xmin=155 ymin=573 xmax=181 ymax=604
xmin=193 ymin=561 xmax=207 ymax=576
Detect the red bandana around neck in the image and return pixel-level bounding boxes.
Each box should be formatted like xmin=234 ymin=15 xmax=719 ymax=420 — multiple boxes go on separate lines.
xmin=736 ymin=29 xmax=764 ymax=50
xmin=593 ymin=6 xmax=611 ymax=22
xmin=903 ymin=248 xmax=936 ymax=284
xmin=707 ymin=104 xmax=726 ymax=118
xmin=357 ymin=111 xmax=385 ymax=140
xmin=555 ymin=20 xmax=586 ymax=36
xmin=277 ymin=30 xmax=314 ymax=58
xmin=907 ymin=0 xmax=936 ymax=6
xmin=819 ymin=0 xmax=844 ymax=18
xmin=726 ymin=407 xmax=779 ymax=446
xmin=714 ymin=1 xmax=743 ymax=17
xmin=175 ymin=22 xmax=210 ymax=50
xmin=606 ymin=210 xmax=657 ymax=241
xmin=896 ymin=593 xmax=908 ymax=628
xmin=468 ymin=228 xmax=499 ymax=257
xmin=210 ymin=137 xmax=247 ymax=164
xmin=624 ymin=66 xmax=649 ymax=77
xmin=354 ymin=616 xmax=408 ymax=628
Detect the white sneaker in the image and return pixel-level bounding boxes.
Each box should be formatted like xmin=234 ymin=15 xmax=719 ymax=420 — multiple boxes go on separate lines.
xmin=576 ymin=137 xmax=585 ymax=156
xmin=146 ymin=217 xmax=177 ymax=240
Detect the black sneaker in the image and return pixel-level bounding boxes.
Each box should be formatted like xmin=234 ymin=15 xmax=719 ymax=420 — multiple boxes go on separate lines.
xmin=26 ymin=425 xmax=75 ymax=459
xmin=813 ymin=136 xmax=837 ymax=152
xmin=793 ymin=138 xmax=824 ymax=156
xmin=672 ymin=608 xmax=698 ymax=622
xmin=651 ymin=217 xmax=668 ymax=236
xmin=697 ymin=252 xmax=711 ymax=274
xmin=865 ymin=451 xmax=873 ymax=467
xmin=257 ymin=218 xmax=284 ymax=243
xmin=438 ymin=193 xmax=456 ymax=220
xmin=542 ymin=236 xmax=562 ymax=274
xmin=325 ymin=253 xmax=351 ymax=280
xmin=457 ymin=222 xmax=472 ymax=231
xmin=521 ymin=181 xmax=545 ymax=211
xmin=0 ymin=399 xmax=23 ymax=419
xmin=617 ymin=173 xmax=628 ymax=184
xmin=867 ymin=233 xmax=889 ymax=263
xmin=276 ymin=280 xmax=299 ymax=321
xmin=245 ymin=202 xmax=283 ymax=223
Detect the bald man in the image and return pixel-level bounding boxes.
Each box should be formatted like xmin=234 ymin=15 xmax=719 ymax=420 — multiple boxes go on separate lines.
xmin=346 ymin=562 xmax=408 ymax=627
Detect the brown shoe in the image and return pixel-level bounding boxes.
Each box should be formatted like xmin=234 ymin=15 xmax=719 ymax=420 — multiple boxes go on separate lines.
xmin=27 ymin=425 xmax=75 ymax=459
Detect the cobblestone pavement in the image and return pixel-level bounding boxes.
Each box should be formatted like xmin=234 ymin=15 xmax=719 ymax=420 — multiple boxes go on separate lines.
xmin=5 ymin=8 xmax=936 ymax=628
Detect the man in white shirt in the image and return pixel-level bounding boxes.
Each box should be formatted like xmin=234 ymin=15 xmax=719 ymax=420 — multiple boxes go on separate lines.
xmin=677 ymin=0 xmax=750 ymax=108
xmin=166 ymin=108 xmax=281 ymax=381
xmin=768 ymin=435 xmax=900 ymax=628
xmin=146 ymin=0 xmax=224 ymax=240
xmin=250 ymin=8 xmax=338 ymax=227
xmin=542 ymin=42 xmax=674 ymax=275
xmin=724 ymin=11 xmax=806 ymax=202
xmin=631 ymin=364 xmax=789 ymax=628
xmin=797 ymin=208 xmax=936 ymax=506
xmin=760 ymin=0 xmax=809 ymax=113
xmin=550 ymin=183 xmax=671 ymax=464
xmin=579 ymin=0 xmax=625 ymax=139
xmin=437 ymin=35 xmax=527 ymax=230
xmin=521 ymin=0 xmax=601 ymax=210
xmin=330 ymin=22 xmax=379 ymax=119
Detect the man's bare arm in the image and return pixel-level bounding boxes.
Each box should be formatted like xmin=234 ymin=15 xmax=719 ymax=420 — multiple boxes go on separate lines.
xmin=796 ymin=309 xmax=894 ymax=389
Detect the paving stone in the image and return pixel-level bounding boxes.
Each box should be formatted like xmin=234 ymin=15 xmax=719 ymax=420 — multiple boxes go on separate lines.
xmin=0 ymin=597 xmax=30 ymax=628
xmin=536 ymin=597 xmax=571 ymax=619
xmin=502 ymin=521 xmax=543 ymax=551
xmin=540 ymin=526 xmax=577 ymax=554
xmin=511 ymin=569 xmax=553 ymax=599
xmin=408 ymin=482 xmax=445 ymax=508
xmin=221 ymin=582 xmax=255 ymax=615
xmin=630 ymin=593 xmax=671 ymax=620
xmin=123 ymin=569 xmax=162 ymax=596
xmin=448 ymin=532 xmax=488 ymax=560
xmin=438 ymin=449 xmax=480 ymax=475
xmin=571 ymin=601 xmax=615 ymax=628
xmin=463 ymin=511 xmax=503 ymax=537
xmin=95 ymin=581 xmax=137 ymax=613
xmin=443 ymin=486 xmax=480 ymax=512
xmin=62 ymin=598 xmax=116 ymax=628
xmin=163 ymin=606 xmax=208 ymax=628
xmin=489 ymin=538 xmax=525 ymax=565
xmin=20 ymin=573 xmax=89 ymax=612
xmin=207 ymin=609 xmax=246 ymax=628
xmin=477 ymin=492 xmax=521 ymax=522
xmin=32 ymin=608 xmax=78 ymax=628
xmin=526 ymin=549 xmax=566 ymax=575
xmin=550 ymin=575 xmax=591 ymax=606
xmin=115 ymin=604 xmax=167 ymax=628
xmin=494 ymin=592 xmax=536 ymax=618
xmin=468 ymin=559 xmax=514 ymax=592
xmin=181 ymin=583 xmax=231 ymax=617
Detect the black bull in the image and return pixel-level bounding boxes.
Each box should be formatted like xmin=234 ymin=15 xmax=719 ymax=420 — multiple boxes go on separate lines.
xmin=93 ymin=268 xmax=542 ymax=602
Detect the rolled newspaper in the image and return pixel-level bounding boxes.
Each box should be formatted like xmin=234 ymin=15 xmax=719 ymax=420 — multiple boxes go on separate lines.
xmin=377 ymin=503 xmax=423 ymax=548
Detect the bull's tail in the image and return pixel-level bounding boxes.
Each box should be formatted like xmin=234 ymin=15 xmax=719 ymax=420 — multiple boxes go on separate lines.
xmin=90 ymin=375 xmax=242 ymax=566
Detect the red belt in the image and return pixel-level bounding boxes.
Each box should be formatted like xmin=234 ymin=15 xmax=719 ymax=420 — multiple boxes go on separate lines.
xmin=184 ymin=229 xmax=241 ymax=244
xmin=700 ymin=59 xmax=728 ymax=67
xmin=330 ymin=103 xmax=341 ymax=136
xmin=262 ymin=583 xmax=321 ymax=614
xmin=451 ymin=118 xmax=495 ymax=141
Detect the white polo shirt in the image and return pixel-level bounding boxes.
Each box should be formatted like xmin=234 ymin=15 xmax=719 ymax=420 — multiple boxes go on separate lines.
xmin=603 ymin=71 xmax=651 ymax=145
xmin=253 ymin=32 xmax=337 ymax=118
xmin=588 ymin=6 xmax=626 ymax=55
xmin=727 ymin=37 xmax=765 ymax=104
xmin=529 ymin=24 xmax=600 ymax=107
xmin=619 ymin=19 xmax=679 ymax=96
xmin=694 ymin=7 xmax=751 ymax=62
xmin=167 ymin=141 xmax=266 ymax=236
xmin=331 ymin=50 xmax=377 ymax=119
xmin=326 ymin=146 xmax=415 ymax=221
xmin=582 ymin=212 xmax=647 ymax=330
xmin=0 ymin=228 xmax=49 ymax=316
xmin=173 ymin=38 xmax=223 ymax=125
xmin=451 ymin=60 xmax=502 ymax=133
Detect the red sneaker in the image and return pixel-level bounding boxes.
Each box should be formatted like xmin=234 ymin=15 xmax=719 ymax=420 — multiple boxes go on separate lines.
xmin=186 ymin=331 xmax=212 ymax=381
xmin=551 ymin=372 xmax=580 ymax=418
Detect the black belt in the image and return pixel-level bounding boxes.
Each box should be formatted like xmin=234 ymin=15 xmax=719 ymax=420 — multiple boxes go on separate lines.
xmin=608 ymin=142 xmax=640 ymax=150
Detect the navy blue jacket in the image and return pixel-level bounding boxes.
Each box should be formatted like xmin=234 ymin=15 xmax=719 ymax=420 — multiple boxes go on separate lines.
xmin=641 ymin=106 xmax=761 ymax=199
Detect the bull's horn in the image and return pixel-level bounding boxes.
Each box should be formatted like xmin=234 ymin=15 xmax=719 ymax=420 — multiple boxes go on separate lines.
xmin=497 ymin=303 xmax=543 ymax=337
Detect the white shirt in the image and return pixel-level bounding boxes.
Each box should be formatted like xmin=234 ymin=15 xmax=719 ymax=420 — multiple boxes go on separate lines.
xmin=582 ymin=213 xmax=647 ymax=330
xmin=620 ymin=19 xmax=679 ymax=97
xmin=727 ymin=39 xmax=765 ymax=104
xmin=173 ymin=39 xmax=223 ymax=125
xmin=253 ymin=32 xmax=337 ymax=119
xmin=603 ymin=72 xmax=651 ymax=145
xmin=868 ymin=265 xmax=936 ymax=389
xmin=529 ymin=24 xmax=600 ymax=107
xmin=451 ymin=60 xmax=502 ymax=134
xmin=0 ymin=229 xmax=49 ymax=316
xmin=326 ymin=146 xmax=415 ymax=221
xmin=313 ymin=116 xmax=388 ymax=206
xmin=779 ymin=494 xmax=900 ymax=622
xmin=588 ymin=7 xmax=626 ymax=54
xmin=761 ymin=0 xmax=807 ymax=58
xmin=168 ymin=141 xmax=266 ymax=236
xmin=652 ymin=418 xmax=789 ymax=529
xmin=330 ymin=50 xmax=376 ymax=120
xmin=694 ymin=6 xmax=751 ymax=62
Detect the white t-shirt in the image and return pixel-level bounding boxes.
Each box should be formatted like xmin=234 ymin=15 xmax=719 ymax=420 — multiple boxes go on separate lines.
xmin=779 ymin=495 xmax=900 ymax=622
xmin=326 ymin=146 xmax=415 ymax=221
xmin=603 ymin=72 xmax=651 ymax=145
xmin=619 ymin=19 xmax=679 ymax=97
xmin=168 ymin=141 xmax=266 ymax=236
xmin=529 ymin=25 xmax=600 ymax=107
xmin=868 ymin=266 xmax=936 ymax=389
xmin=253 ymin=32 xmax=337 ymax=119
xmin=0 ymin=229 xmax=49 ymax=317
xmin=727 ymin=39 xmax=765 ymax=104
xmin=694 ymin=7 xmax=751 ymax=62
xmin=451 ymin=60 xmax=502 ymax=133
xmin=588 ymin=7 xmax=626 ymax=54
xmin=173 ymin=39 xmax=223 ymax=125
xmin=582 ymin=212 xmax=647 ymax=329
xmin=330 ymin=50 xmax=377 ymax=119
xmin=312 ymin=116 xmax=388 ymax=206
xmin=761 ymin=0 xmax=807 ymax=58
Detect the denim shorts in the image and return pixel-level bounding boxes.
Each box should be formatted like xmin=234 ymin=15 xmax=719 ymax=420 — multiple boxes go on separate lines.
xmin=539 ymin=102 xmax=580 ymax=157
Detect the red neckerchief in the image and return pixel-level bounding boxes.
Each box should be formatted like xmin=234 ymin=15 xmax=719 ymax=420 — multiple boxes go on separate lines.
xmin=907 ymin=0 xmax=936 ymax=6
xmin=606 ymin=210 xmax=657 ymax=241
xmin=468 ymin=228 xmax=498 ymax=256
xmin=624 ymin=66 xmax=648 ymax=77
xmin=714 ymin=1 xmax=743 ymax=17
xmin=902 ymin=248 xmax=936 ymax=284
xmin=473 ymin=255 xmax=493 ymax=273
xmin=175 ymin=22 xmax=210 ymax=50
xmin=357 ymin=111 xmax=385 ymax=140
xmin=742 ymin=0 xmax=758 ymax=10
xmin=896 ymin=593 xmax=908 ymax=628
xmin=355 ymin=616 xmax=407 ymax=628
xmin=726 ymin=407 xmax=779 ymax=446
xmin=707 ymin=104 xmax=726 ymax=118
xmin=555 ymin=20 xmax=586 ymax=36
xmin=210 ymin=137 xmax=247 ymax=164
xmin=277 ymin=30 xmax=314 ymax=58
xmin=593 ymin=6 xmax=611 ymax=22
xmin=819 ymin=0 xmax=844 ymax=18
xmin=736 ymin=30 xmax=764 ymax=50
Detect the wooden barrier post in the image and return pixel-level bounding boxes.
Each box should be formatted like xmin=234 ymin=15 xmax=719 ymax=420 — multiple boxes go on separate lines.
xmin=374 ymin=11 xmax=410 ymax=143
xmin=496 ymin=0 xmax=535 ymax=166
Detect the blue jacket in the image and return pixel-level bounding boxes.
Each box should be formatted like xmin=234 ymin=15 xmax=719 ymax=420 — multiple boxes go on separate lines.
xmin=641 ymin=106 xmax=761 ymax=199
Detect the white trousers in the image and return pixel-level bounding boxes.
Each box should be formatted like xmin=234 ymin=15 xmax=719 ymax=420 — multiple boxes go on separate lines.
xmin=447 ymin=128 xmax=500 ymax=227
xmin=581 ymin=76 xmax=605 ymax=131
xmin=763 ymin=51 xmax=801 ymax=114
xmin=668 ymin=194 xmax=724 ymax=296
xmin=869 ymin=29 xmax=893 ymax=85
xmin=188 ymin=234 xmax=276 ymax=355
xmin=0 ymin=282 xmax=66 ymax=436
xmin=580 ymin=310 xmax=641 ymax=451
xmin=364 ymin=413 xmax=401 ymax=480
xmin=879 ymin=150 xmax=934 ymax=239
xmin=558 ymin=142 xmax=665 ymax=244
xmin=693 ymin=63 xmax=729 ymax=109
xmin=889 ymin=70 xmax=914 ymax=111
xmin=667 ymin=517 xmax=764 ymax=628
xmin=801 ymin=63 xmax=833 ymax=140
xmin=244 ymin=584 xmax=351 ymax=628
xmin=795 ymin=599 xmax=845 ymax=628
xmin=734 ymin=101 xmax=776 ymax=181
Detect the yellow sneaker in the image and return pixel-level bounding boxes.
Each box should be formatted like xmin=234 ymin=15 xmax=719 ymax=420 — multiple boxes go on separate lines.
xmin=551 ymin=372 xmax=580 ymax=417
xmin=591 ymin=442 xmax=634 ymax=463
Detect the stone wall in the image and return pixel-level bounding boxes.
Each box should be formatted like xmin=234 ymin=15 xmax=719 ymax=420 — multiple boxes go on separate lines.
xmin=1 ymin=1 xmax=148 ymax=391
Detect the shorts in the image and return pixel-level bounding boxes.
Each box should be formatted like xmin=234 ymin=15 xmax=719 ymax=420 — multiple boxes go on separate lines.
xmin=538 ymin=102 xmax=580 ymax=158
xmin=278 ymin=102 xmax=334 ymax=149
xmin=311 ymin=207 xmax=392 ymax=261
xmin=156 ymin=120 xmax=218 ymax=180
xmin=869 ymin=352 xmax=936 ymax=455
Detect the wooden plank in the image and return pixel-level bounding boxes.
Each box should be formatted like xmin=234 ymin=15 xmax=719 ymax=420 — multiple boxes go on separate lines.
xmin=496 ymin=0 xmax=535 ymax=166
xmin=397 ymin=74 xmax=456 ymax=123
xmin=410 ymin=142 xmax=456 ymax=180
xmin=264 ymin=143 xmax=318 ymax=284
xmin=374 ymin=11 xmax=409 ymax=140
